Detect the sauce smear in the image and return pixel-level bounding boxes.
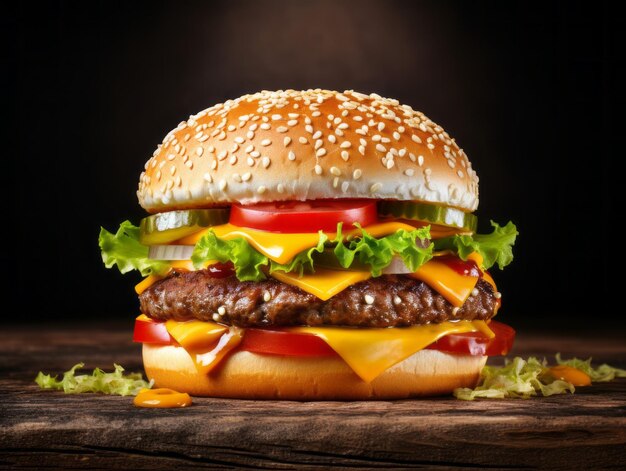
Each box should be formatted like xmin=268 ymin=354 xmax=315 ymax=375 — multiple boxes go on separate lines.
xmin=134 ymin=388 xmax=192 ymax=408
xmin=548 ymin=365 xmax=591 ymax=386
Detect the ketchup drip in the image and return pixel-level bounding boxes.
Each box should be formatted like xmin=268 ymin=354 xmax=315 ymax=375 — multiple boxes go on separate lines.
xmin=207 ymin=261 xmax=235 ymax=278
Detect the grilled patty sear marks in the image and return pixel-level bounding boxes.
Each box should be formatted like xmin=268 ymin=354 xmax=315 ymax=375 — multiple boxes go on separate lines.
xmin=139 ymin=270 xmax=497 ymax=328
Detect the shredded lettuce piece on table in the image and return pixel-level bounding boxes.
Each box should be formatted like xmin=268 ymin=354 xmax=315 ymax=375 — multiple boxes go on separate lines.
xmin=454 ymin=355 xmax=626 ymax=401
xmin=35 ymin=363 xmax=152 ymax=396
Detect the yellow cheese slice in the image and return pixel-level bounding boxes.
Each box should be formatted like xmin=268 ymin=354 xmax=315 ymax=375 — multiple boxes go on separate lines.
xmin=165 ymin=319 xmax=243 ymax=375
xmin=289 ymin=320 xmax=493 ymax=382
xmin=270 ymin=268 xmax=372 ymax=301
xmin=409 ymin=259 xmax=479 ymax=307
xmin=155 ymin=316 xmax=494 ymax=383
xmin=174 ymin=221 xmax=418 ymax=265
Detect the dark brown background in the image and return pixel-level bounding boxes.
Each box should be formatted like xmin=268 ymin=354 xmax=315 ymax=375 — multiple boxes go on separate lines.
xmin=3 ymin=0 xmax=623 ymax=328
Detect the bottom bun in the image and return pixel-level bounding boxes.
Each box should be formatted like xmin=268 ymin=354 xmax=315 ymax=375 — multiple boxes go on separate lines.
xmin=143 ymin=344 xmax=487 ymax=400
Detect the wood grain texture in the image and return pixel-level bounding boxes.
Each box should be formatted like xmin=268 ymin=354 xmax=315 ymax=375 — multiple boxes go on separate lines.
xmin=1 ymin=323 xmax=625 ymax=470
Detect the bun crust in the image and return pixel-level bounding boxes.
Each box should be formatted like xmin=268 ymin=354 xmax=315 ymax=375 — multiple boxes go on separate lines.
xmin=143 ymin=344 xmax=486 ymax=400
xmin=138 ymin=90 xmax=479 ymax=213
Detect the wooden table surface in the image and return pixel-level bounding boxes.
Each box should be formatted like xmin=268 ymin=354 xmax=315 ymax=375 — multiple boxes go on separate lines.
xmin=1 ymin=322 xmax=625 ymax=470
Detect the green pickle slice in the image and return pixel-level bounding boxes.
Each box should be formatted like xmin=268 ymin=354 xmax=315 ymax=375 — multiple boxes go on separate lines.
xmin=378 ymin=201 xmax=477 ymax=232
xmin=139 ymin=208 xmax=230 ymax=245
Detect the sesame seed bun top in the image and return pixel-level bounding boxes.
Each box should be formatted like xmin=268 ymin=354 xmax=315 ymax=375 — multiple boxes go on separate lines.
xmin=138 ymin=89 xmax=479 ymax=213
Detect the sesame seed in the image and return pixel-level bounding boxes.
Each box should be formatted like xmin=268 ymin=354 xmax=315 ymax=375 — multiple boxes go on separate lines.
xmin=305 ymin=125 xmax=314 ymax=134
xmin=288 ymin=113 xmax=299 ymax=119
xmin=247 ymin=157 xmax=255 ymax=166
xmin=471 ymin=288 xmax=479 ymax=297
xmin=364 ymin=294 xmax=374 ymax=305
xmin=494 ymin=292 xmax=502 ymax=299
xmin=250 ymin=151 xmax=260 ymax=158
xmin=232 ymin=173 xmax=242 ymax=183
xmin=260 ymin=123 xmax=271 ymax=130
xmin=355 ymin=129 xmax=366 ymax=136
xmin=229 ymin=155 xmax=237 ymax=165
xmin=211 ymin=159 xmax=217 ymax=170
xmin=399 ymin=148 xmax=407 ymax=157
xmin=316 ymin=148 xmax=327 ymax=157
xmin=284 ymin=137 xmax=292 ymax=146
xmin=457 ymin=170 xmax=464 ymax=178
xmin=372 ymin=135 xmax=381 ymax=142
xmin=257 ymin=185 xmax=267 ymax=194
xmin=341 ymin=181 xmax=350 ymax=193
xmin=261 ymin=139 xmax=272 ymax=146
xmin=262 ymin=157 xmax=271 ymax=168
xmin=376 ymin=143 xmax=387 ymax=152
xmin=227 ymin=125 xmax=236 ymax=132
xmin=277 ymin=183 xmax=285 ymax=193
xmin=271 ymin=114 xmax=282 ymax=121
xmin=340 ymin=141 xmax=351 ymax=148
xmin=393 ymin=296 xmax=401 ymax=305
xmin=263 ymin=291 xmax=271 ymax=302
xmin=231 ymin=143 xmax=239 ymax=152
xmin=217 ymin=132 xmax=226 ymax=140
xmin=328 ymin=134 xmax=337 ymax=143
xmin=218 ymin=150 xmax=228 ymax=160
xmin=247 ymin=131 xmax=255 ymax=139
xmin=314 ymin=164 xmax=323 ymax=175
xmin=212 ymin=313 xmax=220 ymax=322
xmin=299 ymin=137 xmax=308 ymax=144
xmin=447 ymin=159 xmax=455 ymax=168
xmin=245 ymin=145 xmax=254 ymax=153
xmin=330 ymin=166 xmax=341 ymax=176
xmin=315 ymin=139 xmax=323 ymax=150
xmin=411 ymin=134 xmax=422 ymax=144
xmin=312 ymin=130 xmax=322 ymax=139
xmin=358 ymin=145 xmax=365 ymax=155
xmin=418 ymin=155 xmax=424 ymax=166
xmin=335 ymin=129 xmax=344 ymax=136
xmin=341 ymin=151 xmax=350 ymax=161
xmin=170 ymin=165 xmax=177 ymax=176
xmin=353 ymin=169 xmax=362 ymax=180
xmin=167 ymin=154 xmax=176 ymax=161
xmin=242 ymin=172 xmax=251 ymax=182
xmin=288 ymin=151 xmax=296 ymax=161
xmin=249 ymin=123 xmax=258 ymax=131
xmin=404 ymin=169 xmax=415 ymax=176
xmin=333 ymin=177 xmax=339 ymax=188
xmin=218 ymin=179 xmax=227 ymax=191
xmin=277 ymin=126 xmax=288 ymax=133
xmin=338 ymin=123 xmax=349 ymax=130
xmin=393 ymin=132 xmax=401 ymax=140
xmin=386 ymin=159 xmax=395 ymax=169
xmin=218 ymin=306 xmax=226 ymax=315
xmin=305 ymin=116 xmax=312 ymax=125
xmin=359 ymin=138 xmax=367 ymax=147
xmin=288 ymin=120 xmax=298 ymax=126
xmin=370 ymin=182 xmax=382 ymax=193
xmin=196 ymin=147 xmax=204 ymax=156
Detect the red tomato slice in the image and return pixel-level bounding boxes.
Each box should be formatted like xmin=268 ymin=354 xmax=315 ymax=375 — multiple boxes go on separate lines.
xmin=133 ymin=316 xmax=173 ymax=345
xmin=133 ymin=316 xmax=515 ymax=357
xmin=239 ymin=328 xmax=337 ymax=356
xmin=229 ymin=200 xmax=378 ymax=233
xmin=425 ymin=321 xmax=515 ymax=356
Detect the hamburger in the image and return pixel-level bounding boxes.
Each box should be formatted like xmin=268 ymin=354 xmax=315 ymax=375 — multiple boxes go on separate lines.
xmin=100 ymin=89 xmax=518 ymax=399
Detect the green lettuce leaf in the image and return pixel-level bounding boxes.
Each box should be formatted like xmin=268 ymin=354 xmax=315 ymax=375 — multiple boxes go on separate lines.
xmin=270 ymin=232 xmax=329 ymax=276
xmin=35 ymin=363 xmax=151 ymax=396
xmin=191 ymin=230 xmax=269 ymax=281
xmin=333 ymin=223 xmax=433 ymax=276
xmin=556 ymin=353 xmax=626 ymax=382
xmin=434 ymin=220 xmax=518 ymax=270
xmin=453 ymin=356 xmax=574 ymax=400
xmin=99 ymin=221 xmax=169 ymax=276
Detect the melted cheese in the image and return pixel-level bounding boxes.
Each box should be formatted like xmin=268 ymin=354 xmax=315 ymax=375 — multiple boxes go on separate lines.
xmin=290 ymin=320 xmax=493 ymax=382
xmin=165 ymin=320 xmax=243 ymax=375
xmin=175 ymin=221 xmax=418 ymax=265
xmin=270 ymin=268 xmax=371 ymax=301
xmin=157 ymin=316 xmax=494 ymax=383
xmin=409 ymin=260 xmax=479 ymax=307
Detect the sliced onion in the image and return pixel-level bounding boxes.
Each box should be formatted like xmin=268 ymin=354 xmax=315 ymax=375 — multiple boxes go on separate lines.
xmin=148 ymin=245 xmax=194 ymax=260
xmin=381 ymin=256 xmax=414 ymax=274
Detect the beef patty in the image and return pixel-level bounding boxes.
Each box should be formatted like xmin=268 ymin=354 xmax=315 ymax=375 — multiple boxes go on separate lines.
xmin=139 ymin=270 xmax=497 ymax=328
